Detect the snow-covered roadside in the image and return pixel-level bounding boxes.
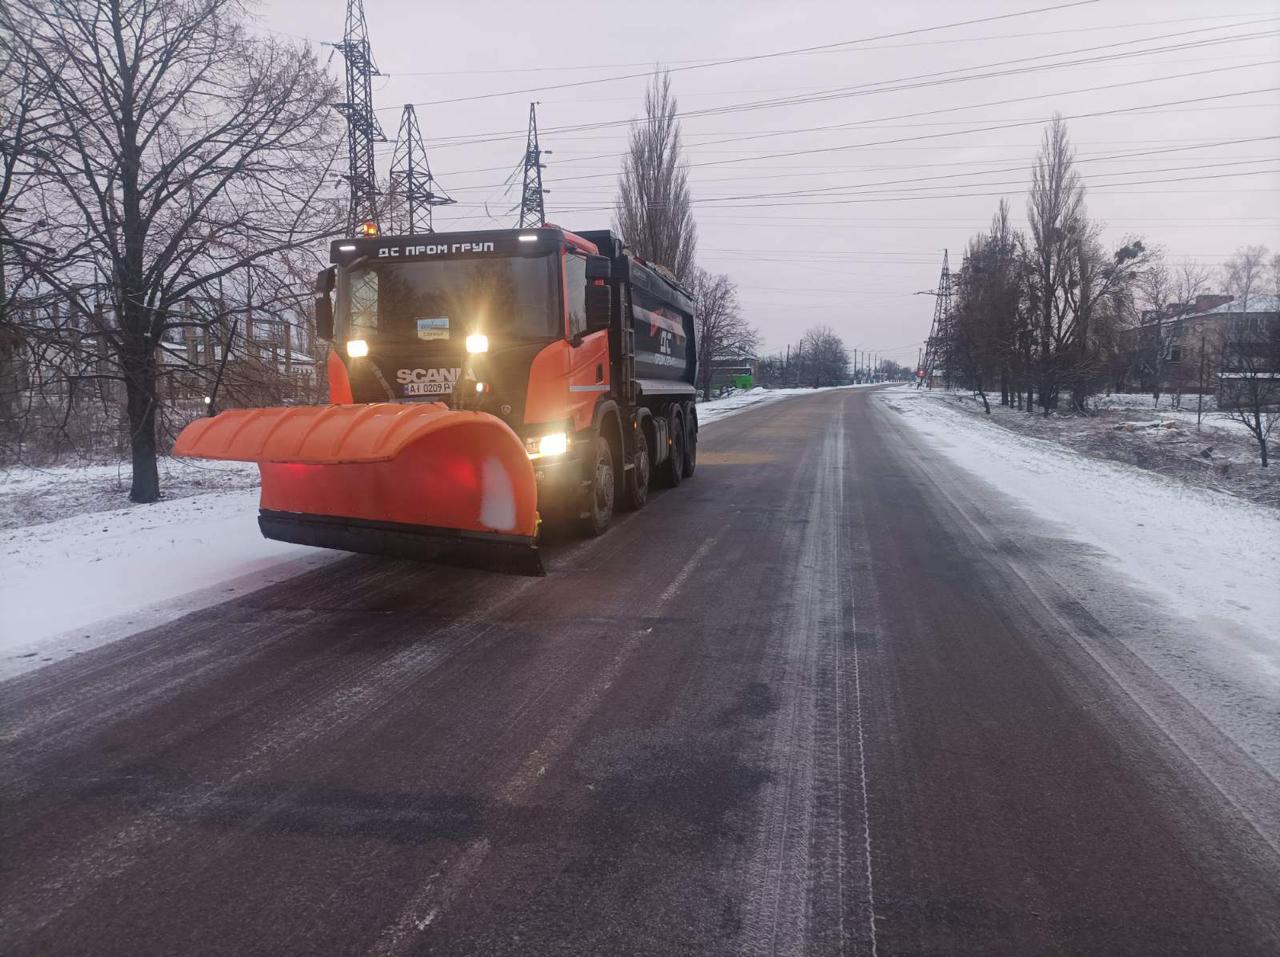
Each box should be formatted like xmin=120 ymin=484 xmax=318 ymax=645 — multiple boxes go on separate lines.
xmin=1 ymin=458 xmax=259 ymax=530
xmin=698 ymin=383 xmax=881 ymax=425
xmin=880 ymin=386 xmax=1280 ymax=658
xmin=0 ymin=488 xmax=338 ymax=678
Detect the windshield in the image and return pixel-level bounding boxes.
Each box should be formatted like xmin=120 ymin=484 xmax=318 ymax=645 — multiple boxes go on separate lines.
xmin=338 ymin=254 xmax=560 ymax=345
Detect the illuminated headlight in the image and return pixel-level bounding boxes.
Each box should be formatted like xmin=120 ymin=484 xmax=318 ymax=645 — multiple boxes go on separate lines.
xmin=538 ymin=432 xmax=569 ymax=456
xmin=526 ymin=431 xmax=569 ymax=458
xmin=346 ymin=339 xmax=369 ymax=358
xmin=466 ymin=333 xmax=489 ymax=354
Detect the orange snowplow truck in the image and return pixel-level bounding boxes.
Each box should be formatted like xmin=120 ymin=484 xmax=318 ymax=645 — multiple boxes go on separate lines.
xmin=173 ymin=226 xmax=699 ymax=575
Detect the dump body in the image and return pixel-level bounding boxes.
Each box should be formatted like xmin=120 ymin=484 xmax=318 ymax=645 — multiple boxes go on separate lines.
xmin=174 ymin=225 xmax=700 ymax=571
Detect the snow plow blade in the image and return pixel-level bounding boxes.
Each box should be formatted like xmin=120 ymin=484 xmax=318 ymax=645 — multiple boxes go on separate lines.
xmin=173 ymin=404 xmax=542 ymax=575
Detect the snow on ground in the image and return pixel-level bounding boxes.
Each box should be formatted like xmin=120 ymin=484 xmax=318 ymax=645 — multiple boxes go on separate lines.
xmin=921 ymin=388 xmax=1277 ymax=508
xmin=0 ymin=487 xmax=339 ymax=678
xmin=881 ymin=385 xmax=1280 ymax=657
xmin=1 ymin=385 xmax=879 ymax=677
xmin=0 ymin=458 xmax=259 ymax=531
xmin=697 ymin=383 xmax=881 ymax=425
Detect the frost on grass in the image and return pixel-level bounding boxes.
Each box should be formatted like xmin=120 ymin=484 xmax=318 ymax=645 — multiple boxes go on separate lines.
xmin=910 ymin=388 xmax=1279 ymax=509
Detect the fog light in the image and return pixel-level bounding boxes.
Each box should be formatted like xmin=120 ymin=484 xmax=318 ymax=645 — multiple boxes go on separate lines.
xmin=466 ymin=333 xmax=489 ymax=354
xmin=346 ymin=339 xmax=369 ymax=358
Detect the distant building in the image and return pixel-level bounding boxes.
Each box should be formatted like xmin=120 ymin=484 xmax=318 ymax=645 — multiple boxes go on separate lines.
xmin=1121 ymin=294 xmax=1280 ymax=402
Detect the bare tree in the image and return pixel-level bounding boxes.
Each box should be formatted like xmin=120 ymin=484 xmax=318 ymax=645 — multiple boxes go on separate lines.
xmin=1136 ymin=260 xmax=1175 ymax=406
xmin=690 ymin=267 xmax=758 ymax=400
xmin=1219 ymin=245 xmax=1278 ymax=467
xmin=3 ymin=0 xmax=342 ymax=501
xmin=1026 ymin=114 xmax=1087 ymax=413
xmin=798 ymin=325 xmax=849 ymax=388
xmin=614 ymin=70 xmax=696 ymax=282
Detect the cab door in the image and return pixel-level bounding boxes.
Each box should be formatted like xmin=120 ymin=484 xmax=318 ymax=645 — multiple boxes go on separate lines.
xmin=564 ymin=251 xmax=610 ymax=431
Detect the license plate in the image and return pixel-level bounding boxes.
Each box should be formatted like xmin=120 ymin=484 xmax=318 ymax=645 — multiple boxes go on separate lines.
xmin=403 ymin=381 xmax=454 ymax=396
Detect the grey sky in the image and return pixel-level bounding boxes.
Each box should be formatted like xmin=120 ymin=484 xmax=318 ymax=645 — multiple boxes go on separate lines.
xmin=256 ymin=0 xmax=1280 ymax=366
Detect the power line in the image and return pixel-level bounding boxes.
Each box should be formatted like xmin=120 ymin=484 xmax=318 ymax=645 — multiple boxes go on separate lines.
xmin=409 ymin=18 xmax=1279 ymax=147
xmin=376 ymin=12 xmax=1264 ymax=77
xmin=377 ymin=0 xmax=1101 ymax=109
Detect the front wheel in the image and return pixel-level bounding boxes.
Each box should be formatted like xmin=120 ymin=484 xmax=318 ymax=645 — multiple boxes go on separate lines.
xmin=579 ymin=435 xmax=615 ymax=536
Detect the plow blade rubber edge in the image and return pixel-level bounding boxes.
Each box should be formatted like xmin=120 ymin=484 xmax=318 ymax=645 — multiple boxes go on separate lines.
xmin=173 ymin=404 xmax=542 ymax=575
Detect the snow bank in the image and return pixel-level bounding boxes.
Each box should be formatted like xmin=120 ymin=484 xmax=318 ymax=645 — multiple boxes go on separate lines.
xmin=0 ymin=487 xmax=337 ymax=678
xmin=882 ymin=386 xmax=1280 ymax=648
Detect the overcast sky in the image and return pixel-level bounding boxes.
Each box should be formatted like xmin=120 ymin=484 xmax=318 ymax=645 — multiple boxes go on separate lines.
xmin=255 ymin=0 xmax=1280 ymax=366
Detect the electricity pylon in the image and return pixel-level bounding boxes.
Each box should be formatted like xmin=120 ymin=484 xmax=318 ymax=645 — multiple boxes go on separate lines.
xmin=390 ymin=104 xmax=454 ymax=234
xmin=918 ymin=250 xmax=953 ymax=388
xmin=332 ymin=0 xmax=386 ymax=233
xmin=517 ymin=102 xmax=548 ymax=228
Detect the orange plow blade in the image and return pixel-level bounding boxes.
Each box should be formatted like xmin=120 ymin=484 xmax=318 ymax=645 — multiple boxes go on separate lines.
xmin=174 ymin=404 xmax=542 ymax=574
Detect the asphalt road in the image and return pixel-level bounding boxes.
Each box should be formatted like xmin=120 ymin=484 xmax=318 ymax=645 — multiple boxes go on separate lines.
xmin=3 ymin=386 xmax=1278 ymax=955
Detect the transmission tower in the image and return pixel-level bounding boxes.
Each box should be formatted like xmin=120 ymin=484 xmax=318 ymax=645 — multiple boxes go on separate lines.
xmin=517 ymin=102 xmax=548 ymax=228
xmin=332 ymin=0 xmax=386 ymax=233
xmin=389 ymin=105 xmax=454 ymax=235
xmin=918 ymin=250 xmax=953 ymax=388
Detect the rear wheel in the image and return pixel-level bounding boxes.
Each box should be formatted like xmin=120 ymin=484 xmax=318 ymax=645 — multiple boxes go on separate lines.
xmin=659 ymin=407 xmax=684 ymax=488
xmin=681 ymin=403 xmax=698 ymax=478
xmin=624 ymin=426 xmax=650 ymax=510
xmin=579 ymin=435 xmax=615 ymax=536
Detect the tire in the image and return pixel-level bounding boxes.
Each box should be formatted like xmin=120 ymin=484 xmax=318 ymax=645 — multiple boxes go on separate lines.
xmin=624 ymin=425 xmax=650 ymax=510
xmin=659 ymin=407 xmax=684 ymax=488
xmin=579 ymin=434 xmax=615 ymax=537
xmin=681 ymin=402 xmax=698 ymax=478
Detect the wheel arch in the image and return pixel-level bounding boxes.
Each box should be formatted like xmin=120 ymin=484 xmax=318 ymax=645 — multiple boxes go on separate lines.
xmin=592 ymin=398 xmax=627 ymax=497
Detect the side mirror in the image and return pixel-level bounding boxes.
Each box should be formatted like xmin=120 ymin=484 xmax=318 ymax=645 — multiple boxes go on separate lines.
xmin=315 ymin=295 xmax=333 ymax=341
xmin=585 ymin=284 xmax=612 ymax=331
xmin=314 ymin=267 xmax=335 ymax=340
xmin=585 ymin=255 xmax=612 ymax=281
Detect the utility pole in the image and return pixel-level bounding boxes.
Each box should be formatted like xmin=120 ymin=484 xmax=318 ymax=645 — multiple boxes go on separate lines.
xmin=331 ymin=0 xmax=386 ymax=233
xmin=390 ymin=104 xmax=455 ymax=235
xmin=1196 ymin=330 xmax=1207 ymax=431
xmin=517 ymin=102 xmax=548 ymax=228
xmin=918 ymin=250 xmax=953 ymax=389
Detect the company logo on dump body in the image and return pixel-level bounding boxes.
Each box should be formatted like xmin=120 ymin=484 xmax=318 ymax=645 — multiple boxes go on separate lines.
xmin=397 ymin=367 xmax=461 ymax=395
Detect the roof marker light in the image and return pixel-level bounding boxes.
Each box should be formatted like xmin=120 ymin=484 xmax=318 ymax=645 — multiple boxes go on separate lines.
xmin=337 ymin=243 xmax=357 ymax=252
xmin=518 ymin=234 xmax=538 ymax=242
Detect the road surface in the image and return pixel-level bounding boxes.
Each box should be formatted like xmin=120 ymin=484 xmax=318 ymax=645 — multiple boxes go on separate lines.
xmin=3 ymin=387 xmax=1278 ymax=955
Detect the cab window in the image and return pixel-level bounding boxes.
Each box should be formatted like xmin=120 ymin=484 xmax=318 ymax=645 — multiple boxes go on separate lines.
xmin=566 ymin=255 xmax=587 ymax=336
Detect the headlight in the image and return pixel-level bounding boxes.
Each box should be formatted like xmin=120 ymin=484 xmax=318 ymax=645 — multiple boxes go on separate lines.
xmin=346 ymin=339 xmax=369 ymax=358
xmin=466 ymin=333 xmax=489 ymax=354
xmin=525 ymin=431 xmax=569 ymax=458
xmin=537 ymin=432 xmax=569 ymax=457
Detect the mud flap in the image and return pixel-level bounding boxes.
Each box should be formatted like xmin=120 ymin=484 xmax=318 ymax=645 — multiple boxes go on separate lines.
xmin=174 ymin=404 xmax=542 ymax=574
